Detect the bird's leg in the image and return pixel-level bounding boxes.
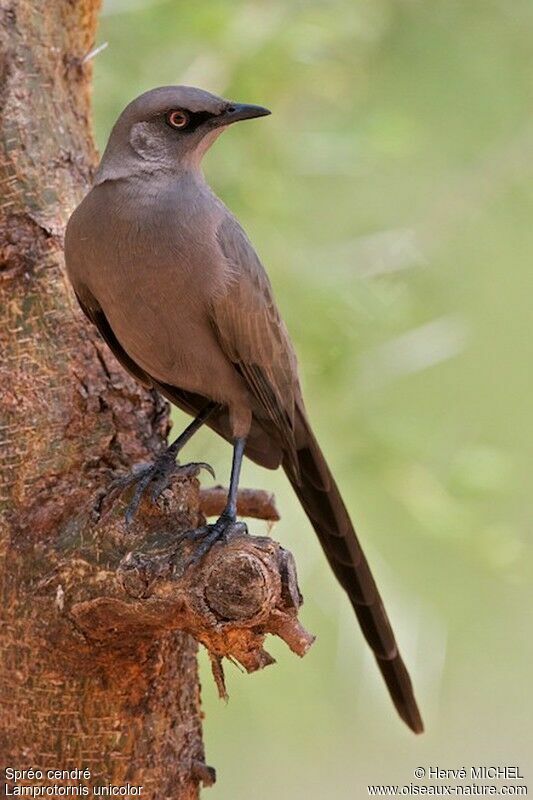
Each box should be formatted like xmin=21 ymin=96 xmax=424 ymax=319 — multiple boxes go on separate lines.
xmin=179 ymin=436 xmax=248 ymax=566
xmin=220 ymin=435 xmax=246 ymax=522
xmin=108 ymin=402 xmax=219 ymax=524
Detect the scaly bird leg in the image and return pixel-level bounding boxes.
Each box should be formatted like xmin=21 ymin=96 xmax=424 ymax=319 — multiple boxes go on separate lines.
xmin=179 ymin=436 xmax=248 ymax=567
xmin=109 ymin=402 xmax=219 ymax=524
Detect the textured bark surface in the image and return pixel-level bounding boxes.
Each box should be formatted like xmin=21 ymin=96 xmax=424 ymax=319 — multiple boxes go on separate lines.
xmin=0 ymin=2 xmax=203 ymax=796
xmin=0 ymin=3 xmax=313 ymax=798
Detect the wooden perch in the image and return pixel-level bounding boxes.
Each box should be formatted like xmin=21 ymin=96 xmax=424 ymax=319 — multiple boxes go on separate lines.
xmin=199 ymin=485 xmax=280 ymax=522
xmin=40 ymin=475 xmax=314 ymax=700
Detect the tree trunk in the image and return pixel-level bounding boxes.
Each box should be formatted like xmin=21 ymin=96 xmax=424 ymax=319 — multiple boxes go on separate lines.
xmin=0 ymin=1 xmax=205 ymax=796
xmin=0 ymin=3 xmax=312 ymax=797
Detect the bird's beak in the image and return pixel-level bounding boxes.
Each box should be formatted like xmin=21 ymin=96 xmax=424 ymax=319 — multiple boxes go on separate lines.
xmin=211 ymin=103 xmax=271 ymax=128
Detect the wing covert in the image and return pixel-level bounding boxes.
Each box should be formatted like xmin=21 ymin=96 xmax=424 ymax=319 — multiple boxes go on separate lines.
xmin=212 ymin=215 xmax=300 ymax=471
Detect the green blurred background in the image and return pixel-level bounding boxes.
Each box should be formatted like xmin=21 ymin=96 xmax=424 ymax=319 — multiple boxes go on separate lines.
xmin=93 ymin=1 xmax=532 ymax=796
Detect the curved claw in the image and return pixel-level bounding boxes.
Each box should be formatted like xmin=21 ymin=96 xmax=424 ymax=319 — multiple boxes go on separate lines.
xmin=125 ymin=471 xmax=154 ymax=525
xmin=186 ymin=526 xmax=226 ymax=568
xmin=152 ymin=461 xmax=215 ymax=499
xmin=103 ymin=456 xmax=216 ymax=525
xmin=190 ymin=461 xmax=216 ymax=480
xmin=149 ymin=471 xmax=175 ymax=503
xmin=178 ymin=516 xmax=246 ymax=571
xmin=175 ymin=525 xmax=211 ymax=547
xmin=107 ymin=462 xmax=152 ymax=494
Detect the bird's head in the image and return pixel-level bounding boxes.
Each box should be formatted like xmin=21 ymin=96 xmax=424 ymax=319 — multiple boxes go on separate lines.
xmin=95 ymin=85 xmax=270 ymax=182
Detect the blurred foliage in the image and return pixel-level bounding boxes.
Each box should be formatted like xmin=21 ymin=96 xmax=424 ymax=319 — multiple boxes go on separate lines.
xmin=94 ymin=1 xmax=533 ymax=796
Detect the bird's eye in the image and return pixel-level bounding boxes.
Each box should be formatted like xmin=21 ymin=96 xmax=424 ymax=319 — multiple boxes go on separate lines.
xmin=166 ymin=110 xmax=190 ymax=130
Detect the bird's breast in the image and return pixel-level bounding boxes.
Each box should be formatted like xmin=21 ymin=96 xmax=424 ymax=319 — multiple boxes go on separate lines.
xmin=80 ymin=178 xmax=227 ymax=300
xmin=66 ymin=176 xmax=232 ymax=382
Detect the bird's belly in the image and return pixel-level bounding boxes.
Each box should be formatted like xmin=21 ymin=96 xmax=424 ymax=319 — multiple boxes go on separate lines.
xmin=96 ymin=266 xmax=246 ymax=407
xmin=102 ymin=284 xmax=200 ymax=377
xmin=74 ymin=191 xmax=246 ymax=405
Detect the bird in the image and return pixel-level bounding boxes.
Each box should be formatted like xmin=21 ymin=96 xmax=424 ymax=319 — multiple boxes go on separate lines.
xmin=65 ymin=85 xmax=423 ymax=734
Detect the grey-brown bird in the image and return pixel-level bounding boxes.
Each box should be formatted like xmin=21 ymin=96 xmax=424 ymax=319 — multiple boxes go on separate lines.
xmin=65 ymin=86 xmax=423 ymax=734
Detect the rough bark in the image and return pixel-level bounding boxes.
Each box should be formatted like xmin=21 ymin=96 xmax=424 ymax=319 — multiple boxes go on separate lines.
xmin=0 ymin=3 xmax=312 ymax=798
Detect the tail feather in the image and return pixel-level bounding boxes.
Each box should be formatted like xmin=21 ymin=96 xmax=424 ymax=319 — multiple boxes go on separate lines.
xmin=285 ymin=412 xmax=424 ymax=734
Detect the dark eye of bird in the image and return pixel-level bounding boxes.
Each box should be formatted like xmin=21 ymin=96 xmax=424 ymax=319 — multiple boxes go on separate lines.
xmin=166 ymin=109 xmax=190 ymax=129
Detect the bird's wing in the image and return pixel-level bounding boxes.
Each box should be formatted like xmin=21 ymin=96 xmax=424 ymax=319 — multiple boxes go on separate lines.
xmin=74 ymin=285 xmax=283 ymax=469
xmin=214 ymin=217 xmax=423 ymax=731
xmin=212 ymin=214 xmax=300 ymax=473
xmin=75 ymin=290 xmax=153 ymax=388
xmin=75 ymin=289 xmax=209 ymax=417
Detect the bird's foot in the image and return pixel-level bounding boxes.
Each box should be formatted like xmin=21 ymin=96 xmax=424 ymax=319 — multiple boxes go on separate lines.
xmin=108 ymin=448 xmax=215 ymax=525
xmin=178 ymin=515 xmax=248 ymax=570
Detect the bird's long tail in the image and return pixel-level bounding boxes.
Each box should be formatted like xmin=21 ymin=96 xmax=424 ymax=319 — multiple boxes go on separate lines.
xmin=284 ymin=410 xmax=423 ymax=734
